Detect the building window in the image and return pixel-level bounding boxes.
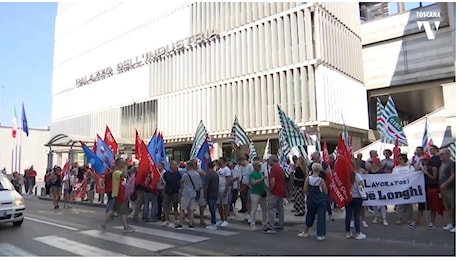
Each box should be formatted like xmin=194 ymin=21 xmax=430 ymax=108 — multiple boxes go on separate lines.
xmin=388 ymin=2 xmax=399 ymax=15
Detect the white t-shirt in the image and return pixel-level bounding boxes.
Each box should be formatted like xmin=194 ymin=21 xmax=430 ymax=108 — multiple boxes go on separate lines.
xmin=231 ymin=168 xmax=241 ymax=189
xmin=392 ymin=165 xmax=415 ymax=174
xmin=240 ymin=164 xmax=254 ymax=185
xmin=411 ymin=155 xmax=423 ymax=171
xmin=218 ymin=166 xmax=232 ymax=192
xmin=351 ymin=173 xmax=364 ymax=198
xmin=63 ymin=173 xmax=75 ymax=189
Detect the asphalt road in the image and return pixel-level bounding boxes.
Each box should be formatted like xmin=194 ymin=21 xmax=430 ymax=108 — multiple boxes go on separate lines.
xmin=0 ymin=196 xmax=455 ymax=256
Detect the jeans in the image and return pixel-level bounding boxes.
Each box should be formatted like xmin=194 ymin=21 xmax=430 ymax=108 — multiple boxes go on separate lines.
xmin=105 ymin=192 xmax=113 ymax=213
xmin=207 ymin=196 xmax=218 ymax=224
xmin=267 ymin=194 xmax=284 ymax=229
xmin=375 ymin=205 xmax=387 ymax=219
xmin=345 ymin=198 xmax=363 ymax=233
xmin=250 ymin=194 xmax=268 ymax=226
xmin=305 ymin=199 xmax=327 ymax=236
xmin=143 ymin=192 xmax=158 ymax=221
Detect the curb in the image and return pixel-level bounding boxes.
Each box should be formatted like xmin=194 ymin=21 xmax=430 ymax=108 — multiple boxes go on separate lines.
xmin=38 ymin=196 xmax=107 ymax=208
xmin=36 ymin=196 xmax=304 ymax=226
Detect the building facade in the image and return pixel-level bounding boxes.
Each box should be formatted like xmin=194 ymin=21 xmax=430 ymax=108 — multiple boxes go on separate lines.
xmin=50 ymin=2 xmax=369 ymax=161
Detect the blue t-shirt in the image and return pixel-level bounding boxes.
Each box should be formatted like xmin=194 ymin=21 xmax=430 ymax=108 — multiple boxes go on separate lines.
xmin=163 ymin=171 xmax=182 ymax=194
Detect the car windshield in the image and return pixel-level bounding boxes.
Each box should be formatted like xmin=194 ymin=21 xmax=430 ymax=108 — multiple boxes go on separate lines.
xmin=0 ymin=175 xmax=14 ymax=191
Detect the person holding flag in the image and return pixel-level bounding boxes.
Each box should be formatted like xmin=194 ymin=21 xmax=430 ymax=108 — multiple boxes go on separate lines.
xmin=99 ymin=157 xmax=135 ymax=233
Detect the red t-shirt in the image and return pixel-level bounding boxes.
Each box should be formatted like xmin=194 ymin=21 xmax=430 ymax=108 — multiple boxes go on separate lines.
xmin=27 ymin=169 xmax=37 ymax=177
xmin=116 ymin=178 xmax=126 ymax=203
xmin=269 ymin=163 xmax=285 ymax=197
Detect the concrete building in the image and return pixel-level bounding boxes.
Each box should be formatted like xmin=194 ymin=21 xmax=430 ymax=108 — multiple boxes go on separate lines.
xmin=0 ymin=126 xmax=50 ymax=183
xmin=49 ymin=2 xmax=369 ymax=162
xmin=358 ymin=2 xmax=456 ymax=156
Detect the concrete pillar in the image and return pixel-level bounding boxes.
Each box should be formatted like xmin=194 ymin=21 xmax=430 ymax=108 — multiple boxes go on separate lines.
xmin=212 ymin=140 xmax=223 ymax=160
xmin=442 ymin=82 xmax=456 ymax=137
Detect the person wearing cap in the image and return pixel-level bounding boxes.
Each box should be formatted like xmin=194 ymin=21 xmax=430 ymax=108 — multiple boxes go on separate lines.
xmin=409 ymin=153 xmax=441 ymax=229
xmin=249 ymin=161 xmax=268 ymax=230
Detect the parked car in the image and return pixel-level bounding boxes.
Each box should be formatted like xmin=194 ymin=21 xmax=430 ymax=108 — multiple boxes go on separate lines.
xmin=0 ymin=174 xmax=25 ymax=226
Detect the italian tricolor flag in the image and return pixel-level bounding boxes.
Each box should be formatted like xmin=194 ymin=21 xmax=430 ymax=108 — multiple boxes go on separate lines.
xmin=12 ymin=105 xmax=17 ymax=138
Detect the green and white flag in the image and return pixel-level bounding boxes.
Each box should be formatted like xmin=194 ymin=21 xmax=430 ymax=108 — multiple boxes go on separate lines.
xmin=278 ymin=128 xmax=290 ymax=161
xmin=248 ymin=141 xmax=257 ymax=161
xmin=277 ymin=105 xmax=307 ymax=149
xmin=229 ymin=116 xmax=251 ymax=147
xmin=384 ymin=96 xmax=408 ymax=146
xmin=448 ymin=142 xmax=456 ymax=161
xmin=190 ymin=120 xmax=208 ymax=158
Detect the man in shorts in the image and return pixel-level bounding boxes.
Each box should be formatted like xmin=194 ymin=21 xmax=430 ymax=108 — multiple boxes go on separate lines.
xmin=99 ymin=157 xmax=135 ymax=233
xmin=162 ymin=161 xmax=182 ymax=227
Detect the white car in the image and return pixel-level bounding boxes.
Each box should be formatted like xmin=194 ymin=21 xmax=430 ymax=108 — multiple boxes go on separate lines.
xmin=0 ymin=174 xmax=25 ymax=226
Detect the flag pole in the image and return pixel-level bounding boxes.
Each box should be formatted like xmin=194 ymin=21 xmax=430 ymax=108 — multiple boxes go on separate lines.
xmin=18 ymin=99 xmax=22 ymax=174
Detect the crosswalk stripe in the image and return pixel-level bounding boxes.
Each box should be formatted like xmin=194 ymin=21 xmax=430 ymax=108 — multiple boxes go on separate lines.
xmin=169 ymin=250 xmax=195 ymax=256
xmin=113 ymin=225 xmax=209 ymax=243
xmin=33 ymin=235 xmax=125 ymax=256
xmin=0 ymin=243 xmax=36 ymax=256
xmin=147 ymin=222 xmax=238 ymax=236
xmin=79 ymin=230 xmax=174 ymax=252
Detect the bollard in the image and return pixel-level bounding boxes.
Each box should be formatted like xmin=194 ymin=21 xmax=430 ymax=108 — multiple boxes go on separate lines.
xmin=41 ymin=187 xmax=45 ymax=197
xmin=35 ymin=186 xmax=38 ymax=196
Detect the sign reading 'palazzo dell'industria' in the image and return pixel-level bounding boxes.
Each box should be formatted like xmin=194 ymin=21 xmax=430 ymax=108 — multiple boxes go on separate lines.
xmin=75 ymin=29 xmax=219 ymax=88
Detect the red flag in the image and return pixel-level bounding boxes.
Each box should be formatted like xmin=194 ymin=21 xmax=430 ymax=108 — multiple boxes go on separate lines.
xmin=61 ymin=159 xmax=70 ymax=179
xmin=104 ymin=125 xmax=118 ymax=155
xmin=72 ymin=179 xmax=87 ymax=200
xmin=92 ymin=138 xmax=97 ymax=154
xmin=326 ymin=134 xmax=353 ymax=208
xmin=134 ymin=130 xmax=160 ymax=195
xmin=322 ymin=140 xmax=329 ymax=165
xmin=393 ymin=137 xmax=400 ymax=166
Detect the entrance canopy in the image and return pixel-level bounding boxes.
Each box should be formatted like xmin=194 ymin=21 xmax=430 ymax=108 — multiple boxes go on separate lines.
xmin=44 ymin=133 xmax=134 ymax=149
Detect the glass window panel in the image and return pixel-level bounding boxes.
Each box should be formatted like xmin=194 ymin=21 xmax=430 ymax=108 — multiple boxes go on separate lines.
xmin=404 ymin=2 xmax=422 ymax=11
xmin=388 ymin=2 xmax=399 ymax=15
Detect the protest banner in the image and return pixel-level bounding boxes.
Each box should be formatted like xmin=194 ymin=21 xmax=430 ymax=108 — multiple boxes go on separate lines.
xmin=361 ymin=172 xmax=426 ymax=206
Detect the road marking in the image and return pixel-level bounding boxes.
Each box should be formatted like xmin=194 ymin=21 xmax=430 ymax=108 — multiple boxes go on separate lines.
xmin=0 ymin=243 xmax=36 ymax=256
xmin=113 ymin=225 xmax=209 ymax=243
xmin=25 ymin=217 xmax=79 ymax=231
xmin=33 ymin=235 xmax=125 ymax=256
xmin=37 ymin=210 xmax=63 ymax=216
xmin=79 ymin=230 xmax=174 ymax=252
xmin=147 ymin=221 xmax=238 ymax=236
xmin=178 ymin=246 xmax=226 ymax=256
xmin=169 ymin=250 xmax=195 ymax=256
xmin=26 ymin=213 xmax=88 ymax=229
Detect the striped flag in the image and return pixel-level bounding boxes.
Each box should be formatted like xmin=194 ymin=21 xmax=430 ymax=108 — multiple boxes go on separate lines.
xmin=301 ymin=130 xmax=315 ymax=146
xmin=384 ymin=96 xmax=408 ymax=146
xmin=376 ymin=97 xmax=387 ymax=141
xmin=229 ymin=116 xmax=251 ymax=147
xmin=447 ymin=142 xmax=456 ymax=161
xmin=278 ymin=128 xmax=290 ymax=162
xmin=277 ymin=105 xmax=308 ymax=148
xmin=190 ymin=120 xmax=209 ymax=159
xmin=421 ymin=118 xmax=434 ymax=154
xmin=248 ymin=141 xmax=257 ymax=161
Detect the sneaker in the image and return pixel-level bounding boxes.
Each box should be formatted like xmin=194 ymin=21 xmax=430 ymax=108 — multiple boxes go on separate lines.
xmin=250 ymin=224 xmax=257 ymax=231
xmin=275 ymin=226 xmax=286 ymax=231
xmin=355 ymin=232 xmax=366 ymax=240
xmin=383 ymin=219 xmax=389 ymax=226
xmin=345 ymin=232 xmax=353 ymax=239
xmin=216 ymin=220 xmax=223 ymax=226
xmin=206 ymin=224 xmax=217 ymax=230
xmin=317 ymin=235 xmax=326 ymax=241
xmin=174 ymin=224 xmax=183 ymax=230
xmin=443 ymin=223 xmax=454 ymax=231
xmin=350 ymin=221 xmax=354 ymax=228
xmin=408 ymin=221 xmax=417 ymax=228
xmin=372 ymin=217 xmax=380 ymax=224
xmin=263 ymin=228 xmax=276 ymax=234
xmin=450 ymin=227 xmax=456 ymax=233
xmin=429 ymin=222 xmax=435 ymax=230
xmin=98 ymin=224 xmax=107 ymax=232
xmin=123 ymin=226 xmax=135 ymax=233
xmin=162 ymin=221 xmax=169 ymax=227
xmin=188 ymin=225 xmax=195 ymax=230
xmin=220 ymin=221 xmax=229 ymax=227
xmin=362 ymin=221 xmax=368 ymax=228
xmin=297 ymin=232 xmax=308 ymax=238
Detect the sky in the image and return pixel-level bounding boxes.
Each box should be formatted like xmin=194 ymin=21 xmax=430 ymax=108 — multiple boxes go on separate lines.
xmin=0 ymin=2 xmax=57 ymax=128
